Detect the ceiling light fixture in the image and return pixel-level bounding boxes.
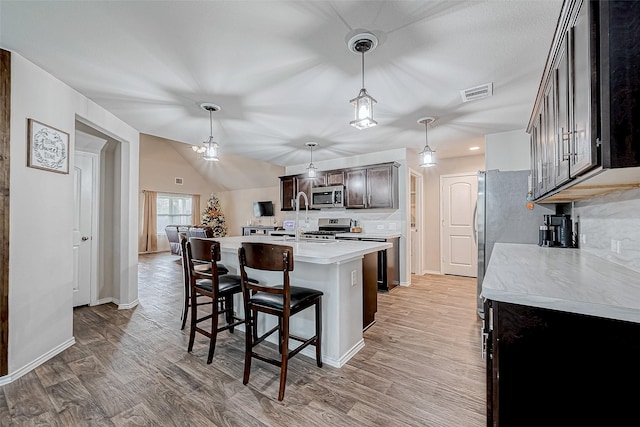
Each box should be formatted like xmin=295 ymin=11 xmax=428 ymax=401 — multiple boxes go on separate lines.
xmin=418 ymin=117 xmax=437 ymax=168
xmin=305 ymin=142 xmax=318 ymax=178
xmin=348 ymin=32 xmax=378 ymax=130
xmin=200 ymin=102 xmax=221 ymax=162
xmin=469 ymin=146 xmax=480 ymax=151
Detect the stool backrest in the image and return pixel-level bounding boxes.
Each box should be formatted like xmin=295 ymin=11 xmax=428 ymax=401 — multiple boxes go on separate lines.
xmin=187 ymin=237 xmax=222 ymax=276
xmin=238 ymin=242 xmax=293 ymax=301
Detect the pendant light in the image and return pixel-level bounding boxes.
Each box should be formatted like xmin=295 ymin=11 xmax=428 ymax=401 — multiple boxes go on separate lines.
xmin=305 ymin=142 xmax=318 ymax=178
xmin=200 ymin=102 xmax=221 ymax=162
xmin=418 ymin=117 xmax=437 ymax=167
xmin=348 ymin=32 xmax=378 ymax=130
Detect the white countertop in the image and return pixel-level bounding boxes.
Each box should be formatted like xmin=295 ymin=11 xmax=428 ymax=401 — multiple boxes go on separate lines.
xmin=214 ymin=235 xmax=391 ymax=265
xmin=335 ymin=232 xmax=401 ymax=239
xmin=481 ymin=243 xmax=640 ymax=323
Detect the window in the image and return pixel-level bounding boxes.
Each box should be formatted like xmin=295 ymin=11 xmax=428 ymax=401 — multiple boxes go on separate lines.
xmin=156 ymin=193 xmax=192 ymax=233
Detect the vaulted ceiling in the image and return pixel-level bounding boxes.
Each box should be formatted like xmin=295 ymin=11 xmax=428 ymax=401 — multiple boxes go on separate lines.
xmin=1 ymin=0 xmax=563 ymax=167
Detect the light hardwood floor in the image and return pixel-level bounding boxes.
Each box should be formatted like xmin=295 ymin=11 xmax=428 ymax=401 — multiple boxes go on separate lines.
xmin=0 ymin=252 xmax=486 ymax=426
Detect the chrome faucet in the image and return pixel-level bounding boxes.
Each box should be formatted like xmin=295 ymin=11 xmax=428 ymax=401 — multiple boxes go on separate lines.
xmin=295 ymin=191 xmax=309 ymax=241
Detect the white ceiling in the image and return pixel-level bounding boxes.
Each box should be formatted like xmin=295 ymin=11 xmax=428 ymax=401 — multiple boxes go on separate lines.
xmin=1 ymin=0 xmax=563 ymax=167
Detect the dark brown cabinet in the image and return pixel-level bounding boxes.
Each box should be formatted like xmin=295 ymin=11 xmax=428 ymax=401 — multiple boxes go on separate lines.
xmin=485 ymin=299 xmax=640 ymax=426
xmin=528 ymin=0 xmax=640 ymax=202
xmin=279 ymin=175 xmax=296 ymax=211
xmin=279 ymin=162 xmax=399 ymax=211
xmin=345 ymin=163 xmax=399 ymax=209
xmin=326 ymin=170 xmax=344 ymax=186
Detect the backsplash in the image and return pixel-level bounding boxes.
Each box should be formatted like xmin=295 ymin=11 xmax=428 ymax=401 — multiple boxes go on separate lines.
xmin=283 ymin=209 xmax=403 ymax=234
xmin=574 ymin=188 xmax=640 ymax=274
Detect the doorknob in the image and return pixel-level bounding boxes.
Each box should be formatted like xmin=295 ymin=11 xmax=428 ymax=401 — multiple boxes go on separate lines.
xmin=81 ymin=236 xmax=89 ymax=241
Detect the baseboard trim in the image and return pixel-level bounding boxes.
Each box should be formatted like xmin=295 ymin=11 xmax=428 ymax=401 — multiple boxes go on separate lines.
xmin=0 ymin=337 xmax=76 ymax=386
xmin=90 ymin=297 xmax=114 ymax=306
xmin=423 ymin=269 xmax=442 ymax=275
xmin=118 ymin=299 xmax=139 ymax=310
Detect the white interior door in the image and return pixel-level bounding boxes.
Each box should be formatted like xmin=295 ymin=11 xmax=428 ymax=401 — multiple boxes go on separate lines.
xmin=441 ymin=173 xmax=478 ymax=277
xmin=73 ymin=152 xmax=95 ymax=306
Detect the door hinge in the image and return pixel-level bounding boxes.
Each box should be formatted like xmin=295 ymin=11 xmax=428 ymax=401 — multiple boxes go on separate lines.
xmin=595 ymin=137 xmax=602 ymax=147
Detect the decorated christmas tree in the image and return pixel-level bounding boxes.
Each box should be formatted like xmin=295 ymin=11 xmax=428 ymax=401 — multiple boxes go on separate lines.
xmin=201 ymin=193 xmax=228 ymax=237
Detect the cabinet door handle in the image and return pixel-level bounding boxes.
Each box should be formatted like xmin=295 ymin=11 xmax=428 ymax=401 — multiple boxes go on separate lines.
xmin=482 ymin=331 xmax=489 ymax=360
xmin=560 ymin=127 xmax=572 ymax=161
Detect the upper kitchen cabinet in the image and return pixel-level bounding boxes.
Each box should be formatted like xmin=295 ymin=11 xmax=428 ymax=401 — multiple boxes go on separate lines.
xmin=279 ymin=174 xmax=326 ymax=211
xmin=325 ymin=170 xmax=345 ymax=186
xmin=528 ymin=0 xmax=640 ymax=202
xmin=279 ymin=175 xmax=296 ymax=211
xmin=345 ymin=162 xmax=399 ymax=209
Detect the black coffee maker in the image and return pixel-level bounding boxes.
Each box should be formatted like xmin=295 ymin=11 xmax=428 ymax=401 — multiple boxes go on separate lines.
xmin=539 ymin=214 xmax=573 ymax=247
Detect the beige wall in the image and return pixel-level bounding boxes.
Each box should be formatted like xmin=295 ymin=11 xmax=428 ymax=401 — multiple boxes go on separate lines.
xmin=217 ymin=187 xmax=282 ymax=237
xmin=421 ymin=154 xmax=485 ymax=273
xmin=139 ymin=134 xmax=285 ymax=245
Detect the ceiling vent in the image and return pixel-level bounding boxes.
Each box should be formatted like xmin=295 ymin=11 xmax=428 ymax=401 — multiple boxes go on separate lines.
xmin=460 ymin=83 xmax=493 ymax=103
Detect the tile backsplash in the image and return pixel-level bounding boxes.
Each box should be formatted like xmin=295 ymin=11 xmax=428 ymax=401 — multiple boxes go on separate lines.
xmin=574 ymin=188 xmax=640 ymax=274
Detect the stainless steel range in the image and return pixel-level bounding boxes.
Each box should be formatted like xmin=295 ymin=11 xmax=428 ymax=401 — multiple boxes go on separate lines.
xmin=301 ymin=218 xmax=351 ymax=240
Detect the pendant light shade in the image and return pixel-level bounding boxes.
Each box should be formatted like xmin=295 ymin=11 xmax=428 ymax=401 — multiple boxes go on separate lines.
xmin=418 ymin=117 xmax=437 ymax=168
xmin=201 ymin=103 xmax=221 ymax=162
xmin=348 ymin=33 xmax=378 ymax=130
xmin=306 ymin=142 xmax=318 ymax=178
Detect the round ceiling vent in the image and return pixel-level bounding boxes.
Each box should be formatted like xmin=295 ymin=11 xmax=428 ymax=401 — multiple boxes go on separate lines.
xmin=347 ymin=32 xmax=379 ymax=55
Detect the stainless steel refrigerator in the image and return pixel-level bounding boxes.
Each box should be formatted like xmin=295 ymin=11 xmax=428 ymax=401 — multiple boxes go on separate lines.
xmin=476 ymin=170 xmax=555 ymax=318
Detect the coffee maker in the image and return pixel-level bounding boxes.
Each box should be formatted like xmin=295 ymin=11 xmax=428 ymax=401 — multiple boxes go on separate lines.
xmin=539 ymin=214 xmax=573 ymax=247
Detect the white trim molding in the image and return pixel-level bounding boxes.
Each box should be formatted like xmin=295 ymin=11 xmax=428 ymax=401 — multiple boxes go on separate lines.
xmin=0 ymin=337 xmax=76 ymax=386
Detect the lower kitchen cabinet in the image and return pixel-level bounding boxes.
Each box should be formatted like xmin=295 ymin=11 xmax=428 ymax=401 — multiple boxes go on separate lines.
xmin=484 ymin=299 xmax=640 ymax=426
xmin=362 ymin=251 xmax=377 ymax=331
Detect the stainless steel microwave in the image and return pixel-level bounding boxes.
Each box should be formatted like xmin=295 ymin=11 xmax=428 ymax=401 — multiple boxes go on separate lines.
xmin=311 ymin=186 xmax=344 ymax=208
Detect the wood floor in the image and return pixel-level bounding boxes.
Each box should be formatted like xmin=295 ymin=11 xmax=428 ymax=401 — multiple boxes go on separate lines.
xmin=0 ymin=252 xmax=486 ymax=426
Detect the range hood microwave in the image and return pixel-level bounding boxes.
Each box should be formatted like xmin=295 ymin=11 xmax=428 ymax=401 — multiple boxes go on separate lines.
xmin=310 ymin=186 xmax=344 ymax=209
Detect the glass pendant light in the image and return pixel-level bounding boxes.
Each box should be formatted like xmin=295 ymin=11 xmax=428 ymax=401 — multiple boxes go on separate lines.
xmin=306 ymin=142 xmax=318 ymax=177
xmin=418 ymin=117 xmax=437 ymax=167
xmin=348 ymin=32 xmax=378 ymax=130
xmin=201 ymin=103 xmax=221 ymax=162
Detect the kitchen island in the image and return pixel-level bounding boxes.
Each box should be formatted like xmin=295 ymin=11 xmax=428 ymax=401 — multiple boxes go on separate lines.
xmin=213 ymin=235 xmax=392 ymax=368
xmin=481 ymin=243 xmax=640 ymax=425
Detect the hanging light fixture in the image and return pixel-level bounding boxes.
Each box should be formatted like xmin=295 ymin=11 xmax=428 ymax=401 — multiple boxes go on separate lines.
xmin=418 ymin=117 xmax=437 ymax=167
xmin=200 ymin=102 xmax=221 ymax=161
xmin=348 ymin=32 xmax=378 ymax=130
xmin=305 ymin=142 xmax=318 ymax=178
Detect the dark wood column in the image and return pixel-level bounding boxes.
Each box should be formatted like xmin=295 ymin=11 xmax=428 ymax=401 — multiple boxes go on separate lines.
xmin=0 ymin=49 xmax=10 ymax=376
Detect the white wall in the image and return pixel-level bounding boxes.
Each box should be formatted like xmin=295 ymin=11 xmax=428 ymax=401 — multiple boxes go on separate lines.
xmin=574 ymin=188 xmax=640 ymax=273
xmin=6 ymin=52 xmax=139 ymax=381
xmin=217 ymin=187 xmax=282 ymax=236
xmin=485 ymin=129 xmax=530 ymax=171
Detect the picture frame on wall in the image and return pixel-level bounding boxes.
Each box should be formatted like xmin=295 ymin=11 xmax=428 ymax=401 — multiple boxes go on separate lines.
xmin=27 ymin=118 xmax=70 ymax=174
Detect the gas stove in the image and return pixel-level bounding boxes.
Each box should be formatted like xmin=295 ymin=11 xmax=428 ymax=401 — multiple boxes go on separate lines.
xmin=301 ymin=218 xmax=351 ymax=240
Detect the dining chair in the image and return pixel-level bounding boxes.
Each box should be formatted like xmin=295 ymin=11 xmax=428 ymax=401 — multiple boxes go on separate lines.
xmin=185 ymin=237 xmax=243 ymax=363
xmin=237 ymin=242 xmax=323 ymax=400
xmin=179 ymin=234 xmax=229 ymax=330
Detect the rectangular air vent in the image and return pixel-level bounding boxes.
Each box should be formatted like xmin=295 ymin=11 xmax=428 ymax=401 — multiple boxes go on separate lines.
xmin=175 ymin=177 xmax=183 ymax=185
xmin=460 ymin=82 xmax=493 ymax=102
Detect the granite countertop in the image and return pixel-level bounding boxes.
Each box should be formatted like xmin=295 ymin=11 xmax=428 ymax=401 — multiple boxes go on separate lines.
xmin=481 ymin=243 xmax=640 ymax=323
xmin=214 ymin=235 xmax=391 ymax=265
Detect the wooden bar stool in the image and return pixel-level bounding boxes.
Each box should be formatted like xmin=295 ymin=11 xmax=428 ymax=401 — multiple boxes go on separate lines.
xmin=179 ymin=234 xmax=228 ymax=330
xmin=237 ymin=242 xmax=323 ymax=401
xmin=185 ymin=237 xmax=243 ymax=363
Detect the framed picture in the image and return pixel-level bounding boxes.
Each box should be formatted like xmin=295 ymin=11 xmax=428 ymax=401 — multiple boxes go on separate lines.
xmin=27 ymin=118 xmax=70 ymax=174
